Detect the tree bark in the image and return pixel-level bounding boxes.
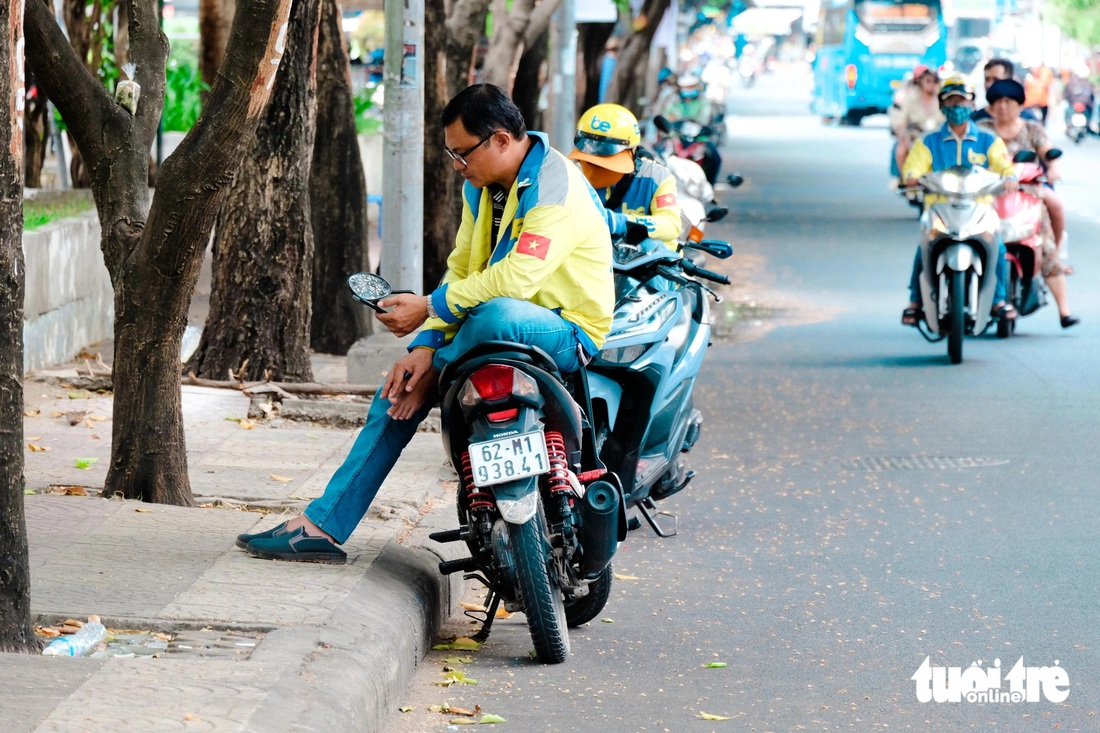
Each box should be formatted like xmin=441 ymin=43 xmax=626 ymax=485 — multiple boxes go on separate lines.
xmin=579 ymin=22 xmax=614 ymax=112
xmin=1 ymin=0 xmax=38 ymax=653
xmin=26 ymin=0 xmax=295 ymax=504
xmin=309 ymin=0 xmax=370 ymax=355
xmin=187 ymin=0 xmax=322 ymax=382
xmin=512 ymin=30 xmax=547 ymax=131
xmin=199 ymin=0 xmax=236 ymax=102
xmin=606 ymin=0 xmax=670 ymax=116
xmin=23 ymin=68 xmax=47 ymax=187
xmin=482 ymin=0 xmax=534 ymax=88
xmin=422 ymin=0 xmax=492 ymax=292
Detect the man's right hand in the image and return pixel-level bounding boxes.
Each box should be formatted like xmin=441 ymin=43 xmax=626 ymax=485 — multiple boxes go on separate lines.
xmin=376 ymin=293 xmax=430 ymax=337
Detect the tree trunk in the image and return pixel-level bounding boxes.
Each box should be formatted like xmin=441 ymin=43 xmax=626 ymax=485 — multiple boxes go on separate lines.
xmin=1 ymin=0 xmax=37 ymax=654
xmin=187 ymin=0 xmax=322 ymax=382
xmin=309 ymin=0 xmax=370 ymax=355
xmin=512 ymin=30 xmax=547 ymax=131
xmin=26 ymin=0 xmax=295 ymax=504
xmin=579 ymin=22 xmax=614 ymax=112
xmin=199 ymin=0 xmax=236 ymax=102
xmin=422 ymin=0 xmax=492 ymax=292
xmin=606 ymin=0 xmax=670 ymax=116
xmin=23 ymin=68 xmax=47 ymax=187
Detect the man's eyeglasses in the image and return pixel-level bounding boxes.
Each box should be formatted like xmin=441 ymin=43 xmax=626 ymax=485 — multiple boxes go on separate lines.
xmin=445 ymin=132 xmax=496 ymax=168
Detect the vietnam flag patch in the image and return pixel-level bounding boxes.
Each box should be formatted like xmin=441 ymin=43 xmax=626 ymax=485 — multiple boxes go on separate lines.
xmin=655 ymin=193 xmax=677 ymax=208
xmin=516 ymin=232 xmax=551 ymax=260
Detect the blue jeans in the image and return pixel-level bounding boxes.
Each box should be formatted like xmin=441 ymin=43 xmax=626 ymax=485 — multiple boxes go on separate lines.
xmin=908 ymin=241 xmax=1007 ymax=305
xmin=305 ymin=298 xmax=585 ymax=544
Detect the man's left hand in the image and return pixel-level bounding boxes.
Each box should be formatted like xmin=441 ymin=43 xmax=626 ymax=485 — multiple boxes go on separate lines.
xmin=376 ymin=294 xmax=430 ymax=337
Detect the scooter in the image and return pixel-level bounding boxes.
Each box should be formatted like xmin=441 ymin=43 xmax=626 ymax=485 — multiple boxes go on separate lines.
xmin=347 ymin=273 xmax=627 ymax=663
xmin=906 ymin=165 xmax=1007 ymax=364
xmin=992 ymin=149 xmax=1062 ymax=334
xmin=652 ymin=114 xmax=725 ymax=185
xmin=586 ymin=229 xmax=732 ymax=536
xmin=1065 ymin=102 xmax=1089 ymax=144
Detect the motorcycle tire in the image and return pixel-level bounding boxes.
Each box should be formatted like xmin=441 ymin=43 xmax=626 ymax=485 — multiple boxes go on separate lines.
xmin=564 ymin=565 xmax=613 ymax=628
xmin=509 ymin=507 xmax=570 ymax=663
xmin=947 ymin=269 xmax=965 ymax=364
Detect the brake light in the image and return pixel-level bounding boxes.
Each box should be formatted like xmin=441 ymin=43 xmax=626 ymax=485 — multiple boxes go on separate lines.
xmin=1074 ymin=102 xmax=1086 ymax=112
xmin=845 ymin=64 xmax=857 ymax=90
xmin=469 ymin=364 xmax=515 ymax=402
xmin=486 ymin=408 xmax=519 ymax=422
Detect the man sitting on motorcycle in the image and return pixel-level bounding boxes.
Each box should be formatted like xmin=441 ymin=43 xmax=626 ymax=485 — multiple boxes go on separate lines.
xmin=236 ymin=84 xmax=614 ymax=563
xmin=568 ymin=103 xmax=682 ymax=252
xmin=901 ymin=76 xmax=1019 ymax=327
xmin=660 ymin=74 xmax=723 ymax=184
xmin=889 ymin=65 xmax=943 ymax=180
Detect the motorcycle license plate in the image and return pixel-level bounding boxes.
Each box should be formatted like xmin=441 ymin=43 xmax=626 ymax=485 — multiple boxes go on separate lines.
xmin=1072 ymin=113 xmax=1087 ymax=126
xmin=468 ymin=431 xmax=550 ymax=487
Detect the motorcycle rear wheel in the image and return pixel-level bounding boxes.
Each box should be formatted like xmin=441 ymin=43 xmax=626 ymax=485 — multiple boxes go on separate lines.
xmin=947 ymin=269 xmax=965 ymax=364
xmin=510 ymin=507 xmax=570 ymax=663
xmin=564 ymin=565 xmax=613 ymax=627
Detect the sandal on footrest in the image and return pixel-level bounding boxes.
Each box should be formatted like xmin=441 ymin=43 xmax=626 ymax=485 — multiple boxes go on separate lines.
xmin=992 ymin=303 xmax=1018 ymax=321
xmin=901 ymin=307 xmax=923 ymax=327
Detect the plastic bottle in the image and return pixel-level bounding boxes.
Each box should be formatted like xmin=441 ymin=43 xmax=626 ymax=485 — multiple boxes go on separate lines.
xmin=42 ymin=616 xmax=107 ymax=657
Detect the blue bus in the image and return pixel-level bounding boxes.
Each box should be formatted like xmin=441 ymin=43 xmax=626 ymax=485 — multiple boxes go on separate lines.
xmin=811 ymin=0 xmax=947 ymax=125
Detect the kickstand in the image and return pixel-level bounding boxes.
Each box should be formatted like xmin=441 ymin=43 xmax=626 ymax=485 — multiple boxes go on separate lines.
xmin=467 ymin=589 xmax=503 ymax=643
xmin=636 ymin=498 xmax=678 ymax=537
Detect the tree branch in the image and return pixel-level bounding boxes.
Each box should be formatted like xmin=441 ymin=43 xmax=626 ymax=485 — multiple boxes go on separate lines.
xmin=522 ymin=0 xmax=562 ymax=48
xmin=126 ymin=0 xmax=171 ymax=143
xmin=23 ymin=0 xmax=113 ymax=165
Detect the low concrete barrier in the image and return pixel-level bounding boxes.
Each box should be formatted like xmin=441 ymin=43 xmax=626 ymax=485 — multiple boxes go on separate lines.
xmin=22 ymin=209 xmax=112 ymax=372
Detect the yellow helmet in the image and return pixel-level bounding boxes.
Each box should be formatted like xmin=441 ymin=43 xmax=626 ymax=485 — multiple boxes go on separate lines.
xmin=568 ymin=104 xmax=641 ymax=174
xmin=939 ymin=75 xmax=975 ymax=101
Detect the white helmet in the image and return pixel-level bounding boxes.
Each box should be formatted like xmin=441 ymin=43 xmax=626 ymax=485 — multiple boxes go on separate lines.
xmin=677 ymin=74 xmax=701 ymax=88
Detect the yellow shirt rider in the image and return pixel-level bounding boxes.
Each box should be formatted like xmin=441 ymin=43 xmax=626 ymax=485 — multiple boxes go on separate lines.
xmin=567 ymin=103 xmax=682 ymax=250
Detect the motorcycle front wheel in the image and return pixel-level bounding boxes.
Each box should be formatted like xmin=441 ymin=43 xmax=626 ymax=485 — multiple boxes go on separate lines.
xmin=509 ymin=507 xmax=570 ymax=663
xmin=565 ymin=564 xmax=613 ymax=628
xmin=947 ymin=269 xmax=965 ymax=364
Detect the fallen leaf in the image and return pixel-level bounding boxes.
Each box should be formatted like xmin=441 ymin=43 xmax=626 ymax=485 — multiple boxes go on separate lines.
xmin=238 ymin=419 xmax=256 ymax=430
xmin=135 ymin=508 xmax=153 ymax=513
xmin=447 ymin=705 xmax=480 ymax=717
xmin=270 ymin=474 xmax=294 ymax=482
xmin=428 ymin=704 xmax=447 ymax=713
xmin=66 ymin=410 xmax=87 ymax=425
xmin=699 ymin=711 xmax=732 ymax=721
xmin=460 ymin=601 xmax=487 ymax=612
xmin=87 ymin=415 xmax=107 ymax=422
xmin=25 ymin=435 xmax=42 ymax=441
xmin=613 ymin=573 xmax=641 ymax=580
xmin=442 ymin=656 xmax=473 ymax=665
xmin=601 ymin=618 xmax=614 ymax=623
xmin=67 ymin=392 xmax=88 ymax=400
xmin=448 ymin=719 xmax=477 ymax=726
xmin=183 ymin=712 xmax=200 ymax=721
xmin=154 ymin=632 xmax=172 ymax=642
xmin=74 ymin=457 xmax=99 ymax=469
xmin=24 ymin=489 xmax=36 ymax=495
xmin=306 ymin=433 xmax=319 ymax=440
xmin=37 ymin=627 xmax=61 ymax=638
xmin=452 ymin=637 xmax=481 ymax=650
xmin=479 ymin=713 xmax=507 ymax=724
xmin=441 ymin=670 xmax=478 ymax=685
xmin=495 ymin=608 xmax=514 ymax=619
xmin=24 ymin=409 xmax=40 ymax=417
xmin=58 ymin=487 xmax=87 ymax=496
xmin=703 ymin=662 xmax=728 ymax=668
xmin=27 ymin=444 xmax=49 ymax=452
xmin=398 ymin=707 xmax=413 ymax=713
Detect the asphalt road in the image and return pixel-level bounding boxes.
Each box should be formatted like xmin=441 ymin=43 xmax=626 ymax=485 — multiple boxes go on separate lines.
xmin=388 ymin=65 xmax=1100 ymax=732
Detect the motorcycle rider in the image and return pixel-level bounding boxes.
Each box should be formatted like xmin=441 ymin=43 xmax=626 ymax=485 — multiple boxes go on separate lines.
xmin=889 ymin=64 xmax=943 ymax=180
xmin=236 ymin=84 xmax=614 ymax=563
xmin=972 ymin=58 xmax=1041 ymax=124
xmin=1063 ymin=69 xmax=1096 ymax=133
xmin=901 ymin=76 xmax=1019 ymax=327
xmin=568 ymin=103 xmax=682 ymax=251
xmin=660 ymin=74 xmax=723 ymax=184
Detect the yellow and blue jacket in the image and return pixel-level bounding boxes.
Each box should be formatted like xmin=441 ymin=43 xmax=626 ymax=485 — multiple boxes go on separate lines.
xmin=903 ymin=120 xmax=1014 ymax=180
xmin=410 ymin=132 xmax=614 ymax=357
xmin=594 ymin=157 xmax=681 ymax=250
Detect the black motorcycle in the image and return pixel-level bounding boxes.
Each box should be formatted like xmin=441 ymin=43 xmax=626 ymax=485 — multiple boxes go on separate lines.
xmin=348 ymin=274 xmax=627 ymax=664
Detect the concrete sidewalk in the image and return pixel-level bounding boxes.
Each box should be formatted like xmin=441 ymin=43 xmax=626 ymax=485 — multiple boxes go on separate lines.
xmin=1 ymin=362 xmax=465 ymax=732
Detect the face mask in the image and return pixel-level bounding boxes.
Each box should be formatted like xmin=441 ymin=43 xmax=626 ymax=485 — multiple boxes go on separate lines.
xmin=580 ymin=161 xmax=624 ymax=189
xmin=680 ymin=89 xmax=700 ymax=101
xmin=943 ymin=104 xmax=971 ymax=125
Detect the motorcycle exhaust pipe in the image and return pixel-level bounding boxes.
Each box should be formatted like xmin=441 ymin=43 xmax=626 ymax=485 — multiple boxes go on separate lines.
xmin=578 ymin=480 xmax=621 ymax=578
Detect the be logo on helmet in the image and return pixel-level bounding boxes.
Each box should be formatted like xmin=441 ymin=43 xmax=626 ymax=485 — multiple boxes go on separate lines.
xmin=589 ymin=116 xmax=613 ymax=133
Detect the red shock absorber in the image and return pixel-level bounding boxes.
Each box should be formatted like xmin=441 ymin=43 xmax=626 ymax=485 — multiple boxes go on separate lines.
xmin=460 ymin=449 xmax=495 ymax=511
xmin=545 ymin=431 xmax=573 ymax=495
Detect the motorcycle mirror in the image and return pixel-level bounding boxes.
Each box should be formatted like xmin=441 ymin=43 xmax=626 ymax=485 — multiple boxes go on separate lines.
xmin=347 ymin=272 xmax=393 ymax=312
xmin=1012 ymin=150 xmax=1038 ymax=164
xmin=690 ymin=239 xmax=734 ymax=259
xmin=653 ymin=115 xmax=672 ymax=134
xmin=1045 ymin=148 xmax=1063 ymax=161
xmin=705 ymin=205 xmax=729 ymax=223
xmin=725 ymin=173 xmax=744 ymax=188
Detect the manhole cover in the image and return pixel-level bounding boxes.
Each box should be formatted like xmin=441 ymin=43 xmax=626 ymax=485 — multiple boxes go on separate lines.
xmin=836 ymin=456 xmax=1009 ymax=471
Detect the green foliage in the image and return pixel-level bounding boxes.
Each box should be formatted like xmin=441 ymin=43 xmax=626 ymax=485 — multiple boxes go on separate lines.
xmin=353 ymin=85 xmax=383 ymax=135
xmin=162 ymin=47 xmax=209 ymax=132
xmin=23 ymin=197 xmax=96 ymax=231
xmin=1046 ymin=0 xmax=1100 ymax=47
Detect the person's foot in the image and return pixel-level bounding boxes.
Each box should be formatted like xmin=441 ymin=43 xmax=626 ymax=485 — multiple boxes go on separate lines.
xmin=902 ymin=303 xmax=923 ymax=326
xmin=246 ymin=526 xmax=347 ymax=564
xmin=236 ymin=521 xmax=289 ymax=550
xmin=1060 ymin=315 xmax=1080 ymax=329
xmin=992 ymin=302 xmax=1018 ymax=320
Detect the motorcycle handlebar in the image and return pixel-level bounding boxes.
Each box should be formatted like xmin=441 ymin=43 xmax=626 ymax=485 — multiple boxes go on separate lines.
xmin=680 ymin=259 xmax=731 ymax=285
